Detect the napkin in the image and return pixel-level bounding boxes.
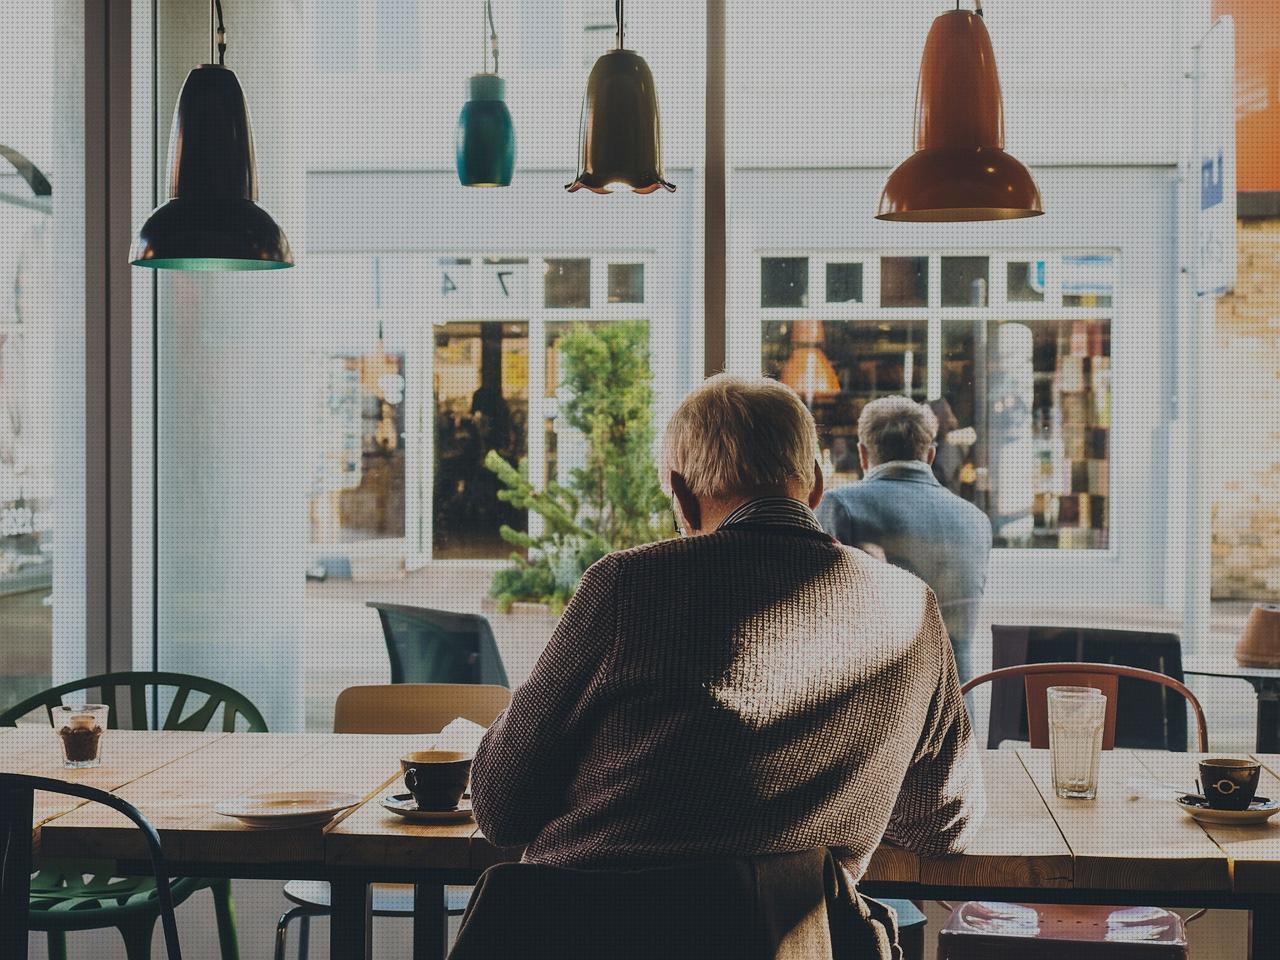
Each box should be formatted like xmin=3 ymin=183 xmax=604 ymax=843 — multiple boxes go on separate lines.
xmin=437 ymin=717 xmax=489 ymax=755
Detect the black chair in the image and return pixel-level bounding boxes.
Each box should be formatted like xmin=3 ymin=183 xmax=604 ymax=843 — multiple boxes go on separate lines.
xmin=986 ymin=626 xmax=1189 ymax=751
xmin=0 ymin=773 xmax=183 ymax=960
xmin=367 ymin=603 xmax=510 ymax=687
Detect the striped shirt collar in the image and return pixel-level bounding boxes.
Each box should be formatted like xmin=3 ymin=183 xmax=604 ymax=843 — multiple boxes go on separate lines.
xmin=717 ymin=496 xmax=824 ymax=532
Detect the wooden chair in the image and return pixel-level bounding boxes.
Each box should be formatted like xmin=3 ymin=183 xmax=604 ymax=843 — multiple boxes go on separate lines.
xmin=0 ymin=672 xmax=266 ymax=960
xmin=1 ymin=773 xmax=184 ymax=960
xmin=937 ymin=662 xmax=1205 ymax=959
xmin=275 ymin=683 xmax=512 ymax=960
xmin=367 ymin=602 xmax=510 ymax=688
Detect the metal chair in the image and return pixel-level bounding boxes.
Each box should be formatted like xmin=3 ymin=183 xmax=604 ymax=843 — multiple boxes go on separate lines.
xmin=0 ymin=672 xmax=267 ymax=960
xmin=275 ymin=683 xmax=512 ymax=960
xmin=367 ymin=602 xmax=510 ymax=687
xmin=937 ymin=662 xmax=1205 ymax=959
xmin=0 ymin=773 xmax=183 ymax=960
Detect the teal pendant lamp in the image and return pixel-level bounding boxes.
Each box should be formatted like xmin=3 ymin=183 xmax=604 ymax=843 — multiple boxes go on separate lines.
xmin=567 ymin=0 xmax=674 ymax=194
xmin=131 ymin=0 xmax=293 ymax=271
xmin=457 ymin=1 xmax=515 ymax=187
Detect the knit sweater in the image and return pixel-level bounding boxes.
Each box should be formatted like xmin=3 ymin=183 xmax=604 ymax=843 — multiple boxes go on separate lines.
xmin=470 ymin=521 xmax=983 ymax=878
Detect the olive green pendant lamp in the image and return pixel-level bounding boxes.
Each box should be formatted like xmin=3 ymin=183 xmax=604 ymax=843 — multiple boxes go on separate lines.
xmin=877 ymin=0 xmax=1042 ymax=222
xmin=131 ymin=0 xmax=293 ymax=270
xmin=457 ymin=0 xmax=516 ymax=187
xmin=567 ymin=0 xmax=674 ymax=194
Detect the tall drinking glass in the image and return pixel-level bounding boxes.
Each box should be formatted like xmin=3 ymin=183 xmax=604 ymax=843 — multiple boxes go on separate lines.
xmin=1047 ymin=686 xmax=1106 ymax=799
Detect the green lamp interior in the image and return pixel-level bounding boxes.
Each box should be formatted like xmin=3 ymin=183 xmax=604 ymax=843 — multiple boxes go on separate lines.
xmin=132 ymin=257 xmax=292 ymax=271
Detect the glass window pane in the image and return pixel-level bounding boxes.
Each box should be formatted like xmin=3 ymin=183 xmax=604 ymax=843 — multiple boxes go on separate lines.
xmin=880 ymin=256 xmax=928 ymax=307
xmin=0 ymin=5 xmax=81 ymax=709
xmin=761 ymin=257 xmax=808 ymax=308
xmin=941 ymin=256 xmax=990 ymax=306
xmin=545 ymin=259 xmax=591 ymax=308
xmin=313 ymin=0 xmax=359 ymax=72
xmin=942 ymin=318 xmax=1111 ymax=549
xmin=1008 ymin=260 xmax=1047 ymax=303
xmin=517 ymin=0 xmax=567 ymax=70
xmin=375 ymin=0 xmax=422 ymax=72
xmin=1062 ymin=254 xmax=1116 ymax=308
xmin=825 ymin=262 xmax=864 ymax=304
xmin=608 ymin=263 xmax=645 ymax=304
xmin=433 ymin=322 xmax=529 ymax=558
xmin=763 ymin=319 xmax=926 ymax=486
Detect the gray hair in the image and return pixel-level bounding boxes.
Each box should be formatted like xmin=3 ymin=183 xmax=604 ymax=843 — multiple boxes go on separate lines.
xmin=857 ymin=396 xmax=938 ymax=464
xmin=663 ymin=375 xmax=819 ymax=499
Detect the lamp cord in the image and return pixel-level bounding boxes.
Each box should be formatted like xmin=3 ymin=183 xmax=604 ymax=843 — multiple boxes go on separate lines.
xmin=958 ymin=0 xmax=984 ymax=15
xmin=212 ymin=0 xmax=226 ymax=64
xmin=483 ymin=0 xmax=499 ymax=74
xmin=616 ymin=0 xmax=624 ymax=49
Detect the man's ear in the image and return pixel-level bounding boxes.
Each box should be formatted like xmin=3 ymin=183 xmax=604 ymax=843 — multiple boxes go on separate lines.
xmin=669 ymin=472 xmax=701 ymax=534
xmin=809 ymin=459 xmax=825 ymax=510
xmin=925 ymin=445 xmax=937 ymax=466
xmin=858 ymin=442 xmax=870 ymax=474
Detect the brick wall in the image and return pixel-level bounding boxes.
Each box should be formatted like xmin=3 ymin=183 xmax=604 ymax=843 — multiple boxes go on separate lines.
xmin=1212 ymin=217 xmax=1280 ymax=599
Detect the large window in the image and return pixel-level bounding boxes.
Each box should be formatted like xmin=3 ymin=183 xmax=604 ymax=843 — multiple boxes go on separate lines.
xmin=757 ymin=252 xmax=1115 ymax=550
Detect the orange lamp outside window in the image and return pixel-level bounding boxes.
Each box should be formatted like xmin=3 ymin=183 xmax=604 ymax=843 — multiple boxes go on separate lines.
xmin=877 ymin=4 xmax=1043 ymax=222
xmin=780 ymin=320 xmax=842 ymax=405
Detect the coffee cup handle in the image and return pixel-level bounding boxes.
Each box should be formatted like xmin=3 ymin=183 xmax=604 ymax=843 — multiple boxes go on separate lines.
xmin=405 ymin=768 xmax=419 ymax=793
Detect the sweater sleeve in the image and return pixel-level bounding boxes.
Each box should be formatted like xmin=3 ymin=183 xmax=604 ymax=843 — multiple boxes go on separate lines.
xmin=882 ymin=589 xmax=985 ymax=857
xmin=470 ymin=553 xmax=621 ymax=849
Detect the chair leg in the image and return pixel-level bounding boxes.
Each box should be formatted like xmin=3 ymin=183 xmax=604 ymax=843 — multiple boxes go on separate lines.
xmin=297 ymin=914 xmax=311 ymax=960
xmin=211 ymin=877 xmax=242 ymax=960
xmin=46 ymin=930 xmax=68 ymax=960
xmin=118 ymin=916 xmax=157 ymax=960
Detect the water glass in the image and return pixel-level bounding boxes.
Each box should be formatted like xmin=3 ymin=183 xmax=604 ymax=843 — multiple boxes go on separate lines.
xmin=1047 ymin=686 xmax=1106 ymax=799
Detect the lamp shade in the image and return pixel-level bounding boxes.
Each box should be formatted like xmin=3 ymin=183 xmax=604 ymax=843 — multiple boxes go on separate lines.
xmin=780 ymin=320 xmax=841 ymax=403
xmin=1236 ymin=603 xmax=1280 ymax=669
xmin=566 ymin=49 xmax=674 ymax=194
xmin=131 ymin=64 xmax=293 ymax=270
xmin=457 ymin=74 xmax=515 ymax=187
xmin=877 ymin=10 xmax=1042 ymax=222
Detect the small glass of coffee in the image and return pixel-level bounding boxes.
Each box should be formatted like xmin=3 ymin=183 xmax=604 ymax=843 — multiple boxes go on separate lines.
xmin=53 ymin=705 xmax=108 ymax=768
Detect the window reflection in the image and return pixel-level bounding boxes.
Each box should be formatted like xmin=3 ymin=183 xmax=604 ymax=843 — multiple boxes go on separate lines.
xmin=941 ymin=257 xmax=989 ymax=307
xmin=880 ymin=256 xmax=928 ymax=307
xmin=761 ymin=257 xmax=808 ymax=308
xmin=763 ymin=319 xmax=927 ymax=485
xmin=433 ymin=322 xmax=529 ymax=558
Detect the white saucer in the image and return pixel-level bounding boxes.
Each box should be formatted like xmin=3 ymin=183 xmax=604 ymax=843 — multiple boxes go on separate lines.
xmin=215 ymin=790 xmax=364 ymax=829
xmin=382 ymin=793 xmax=475 ymax=824
xmin=1177 ymin=795 xmax=1280 ymax=825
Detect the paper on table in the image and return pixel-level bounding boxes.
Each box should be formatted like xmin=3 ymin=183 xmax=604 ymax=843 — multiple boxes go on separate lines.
xmin=437 ymin=717 xmax=489 ymax=755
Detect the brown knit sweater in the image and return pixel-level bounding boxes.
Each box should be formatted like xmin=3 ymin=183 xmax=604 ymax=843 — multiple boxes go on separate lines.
xmin=470 ymin=522 xmax=983 ymax=878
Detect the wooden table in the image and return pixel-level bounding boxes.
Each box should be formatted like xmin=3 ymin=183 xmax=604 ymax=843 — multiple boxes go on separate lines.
xmin=7 ymin=730 xmax=1280 ymax=960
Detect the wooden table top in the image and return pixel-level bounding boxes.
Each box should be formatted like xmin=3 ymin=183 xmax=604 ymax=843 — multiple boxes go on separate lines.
xmin=6 ymin=728 xmax=1280 ymax=897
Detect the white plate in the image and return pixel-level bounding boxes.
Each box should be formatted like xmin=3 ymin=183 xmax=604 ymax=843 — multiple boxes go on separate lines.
xmin=1176 ymin=795 xmax=1280 ymax=825
xmin=381 ymin=793 xmax=475 ymax=824
xmin=215 ymin=790 xmax=364 ymax=829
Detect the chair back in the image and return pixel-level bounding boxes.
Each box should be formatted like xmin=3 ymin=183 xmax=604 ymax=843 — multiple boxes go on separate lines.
xmin=0 ymin=672 xmax=268 ymax=733
xmin=986 ymin=627 xmax=1189 ymax=751
xmin=367 ymin=603 xmax=510 ymax=687
xmin=333 ymin=683 xmax=511 ymax=734
xmin=0 ymin=773 xmax=182 ymax=960
xmin=962 ymin=661 xmax=1209 ymax=751
xmin=448 ymin=850 xmax=835 ymax=960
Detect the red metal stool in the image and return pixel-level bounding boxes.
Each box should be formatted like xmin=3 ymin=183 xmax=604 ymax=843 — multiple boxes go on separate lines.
xmin=939 ymin=901 xmax=1188 ymax=959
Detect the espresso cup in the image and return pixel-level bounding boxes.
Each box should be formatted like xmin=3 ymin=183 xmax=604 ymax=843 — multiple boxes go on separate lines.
xmin=400 ymin=750 xmax=472 ymax=811
xmin=1198 ymin=758 xmax=1261 ymax=810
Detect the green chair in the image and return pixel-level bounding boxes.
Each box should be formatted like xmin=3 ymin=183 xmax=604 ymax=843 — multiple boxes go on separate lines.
xmin=0 ymin=671 xmax=268 ymax=960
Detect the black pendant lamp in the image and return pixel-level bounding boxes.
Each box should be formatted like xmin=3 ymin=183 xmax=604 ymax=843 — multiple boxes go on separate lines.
xmin=131 ymin=0 xmax=293 ymax=270
xmin=566 ymin=0 xmax=674 ymax=194
xmin=877 ymin=0 xmax=1042 ymax=222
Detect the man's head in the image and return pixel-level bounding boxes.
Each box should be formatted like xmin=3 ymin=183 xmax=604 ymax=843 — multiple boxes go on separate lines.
xmin=857 ymin=396 xmax=939 ymax=472
xmin=663 ymin=375 xmax=822 ymax=535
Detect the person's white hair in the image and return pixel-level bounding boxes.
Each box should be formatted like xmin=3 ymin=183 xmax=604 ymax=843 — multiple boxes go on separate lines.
xmin=857 ymin=396 xmax=938 ymax=464
xmin=663 ymin=375 xmax=819 ymax=500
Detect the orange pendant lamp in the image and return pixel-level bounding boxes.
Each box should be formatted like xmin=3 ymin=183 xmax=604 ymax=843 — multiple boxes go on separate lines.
xmin=877 ymin=1 xmax=1042 ymax=222
xmin=780 ymin=320 xmax=841 ymax=405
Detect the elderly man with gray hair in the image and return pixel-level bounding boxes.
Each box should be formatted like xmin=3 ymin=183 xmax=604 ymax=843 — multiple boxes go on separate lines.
xmin=818 ymin=396 xmax=993 ymax=684
xmin=471 ymin=375 xmax=982 ymax=905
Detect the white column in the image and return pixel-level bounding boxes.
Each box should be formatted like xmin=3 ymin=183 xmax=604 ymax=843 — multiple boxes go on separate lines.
xmin=153 ymin=0 xmax=306 ymax=730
